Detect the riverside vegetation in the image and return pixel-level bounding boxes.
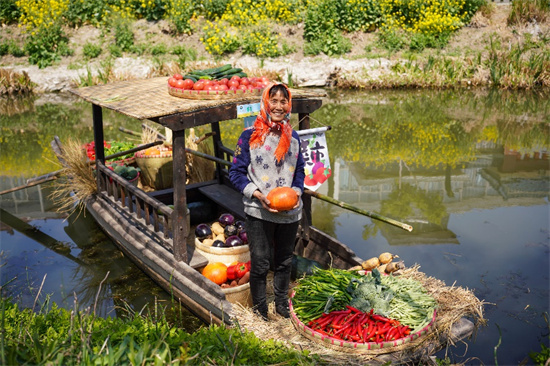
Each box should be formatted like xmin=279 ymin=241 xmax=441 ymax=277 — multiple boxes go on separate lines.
xmin=0 ymin=0 xmax=549 ymax=94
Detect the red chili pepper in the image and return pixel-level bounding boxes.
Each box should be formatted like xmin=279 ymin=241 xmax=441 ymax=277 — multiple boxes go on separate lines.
xmin=372 ymin=314 xmax=390 ymax=323
xmin=345 ymin=305 xmax=362 ymax=314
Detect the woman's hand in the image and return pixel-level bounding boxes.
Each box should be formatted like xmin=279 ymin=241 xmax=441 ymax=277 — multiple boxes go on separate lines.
xmin=253 ymin=190 xmax=278 ymax=213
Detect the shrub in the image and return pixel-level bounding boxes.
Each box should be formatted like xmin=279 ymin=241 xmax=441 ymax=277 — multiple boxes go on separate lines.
xmin=64 ymin=0 xmax=106 ymax=26
xmin=200 ymin=20 xmax=240 ymax=56
xmin=83 ymin=42 xmax=102 ymax=59
xmin=303 ymin=0 xmax=337 ymax=42
xmin=0 ymin=43 xmax=9 ymax=56
xmin=200 ymin=0 xmax=230 ymax=20
xmin=335 ymin=0 xmax=380 ymax=32
xmin=8 ymin=41 xmax=26 ymax=57
xmin=0 ymin=0 xmax=20 ymax=24
xmin=112 ymin=16 xmax=135 ymax=52
xmin=130 ymin=0 xmax=167 ymax=21
xmin=15 ymin=0 xmax=69 ymax=31
xmin=150 ymin=43 xmax=168 ymax=55
xmin=25 ymin=24 xmax=71 ymax=68
xmin=304 ymin=28 xmax=352 ymax=56
xmin=377 ymin=28 xmax=406 ymax=52
xmin=166 ymin=0 xmax=196 ymax=34
xmin=109 ymin=44 xmax=122 ymax=57
xmin=242 ymin=24 xmax=284 ymax=58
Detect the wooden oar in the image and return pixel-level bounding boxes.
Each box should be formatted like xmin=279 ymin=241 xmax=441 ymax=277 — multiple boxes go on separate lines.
xmin=0 ymin=170 xmax=64 ymax=196
xmin=304 ymin=189 xmax=413 ymax=232
xmin=183 ymin=147 xmax=413 ymax=232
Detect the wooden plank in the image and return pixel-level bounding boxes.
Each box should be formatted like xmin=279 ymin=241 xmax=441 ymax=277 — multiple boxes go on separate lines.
xmin=88 ymin=197 xmax=232 ymax=325
xmin=198 ymin=184 xmax=246 ymax=220
xmin=301 ymin=227 xmax=363 ymax=269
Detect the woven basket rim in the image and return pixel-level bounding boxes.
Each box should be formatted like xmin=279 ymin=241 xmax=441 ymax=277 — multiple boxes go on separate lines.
xmin=195 ymin=237 xmax=250 ymax=254
xmin=289 ymin=291 xmax=436 ymax=352
xmin=168 ymin=85 xmax=263 ymax=100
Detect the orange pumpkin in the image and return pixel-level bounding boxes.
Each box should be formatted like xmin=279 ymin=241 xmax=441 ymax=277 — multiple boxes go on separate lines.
xmin=202 ymin=262 xmax=228 ymax=285
xmin=267 ymin=187 xmax=299 ymax=211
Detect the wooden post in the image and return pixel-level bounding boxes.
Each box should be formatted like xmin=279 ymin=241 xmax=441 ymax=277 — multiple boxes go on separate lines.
xmin=172 ymin=129 xmax=189 ymax=263
xmin=298 ymin=113 xmax=312 ymax=226
xmin=210 ymin=122 xmax=224 ymax=184
xmin=93 ymin=104 xmax=105 ymax=191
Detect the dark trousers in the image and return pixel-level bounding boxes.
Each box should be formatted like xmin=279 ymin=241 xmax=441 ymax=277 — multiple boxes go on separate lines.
xmin=245 ymin=215 xmax=299 ymax=313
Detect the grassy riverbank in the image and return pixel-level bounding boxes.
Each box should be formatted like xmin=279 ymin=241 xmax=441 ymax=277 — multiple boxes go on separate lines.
xmin=1 ymin=296 xmax=318 ymax=365
xmin=0 ymin=0 xmax=549 ymax=94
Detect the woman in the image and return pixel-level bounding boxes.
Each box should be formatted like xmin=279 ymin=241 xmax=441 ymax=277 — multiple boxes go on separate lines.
xmin=229 ymin=83 xmax=305 ymax=320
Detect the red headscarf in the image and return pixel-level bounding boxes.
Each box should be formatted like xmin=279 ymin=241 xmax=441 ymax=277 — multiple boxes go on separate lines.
xmin=249 ymin=83 xmax=293 ymax=163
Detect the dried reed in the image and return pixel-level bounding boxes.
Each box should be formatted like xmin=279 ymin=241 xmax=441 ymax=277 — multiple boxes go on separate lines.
xmin=232 ymin=265 xmax=488 ymax=365
xmin=49 ymin=138 xmax=97 ymax=217
xmin=186 ymin=128 xmax=215 ymax=184
xmin=0 ymin=68 xmax=34 ymax=95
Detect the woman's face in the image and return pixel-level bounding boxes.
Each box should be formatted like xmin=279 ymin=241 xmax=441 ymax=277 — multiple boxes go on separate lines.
xmin=268 ymin=90 xmax=289 ymax=123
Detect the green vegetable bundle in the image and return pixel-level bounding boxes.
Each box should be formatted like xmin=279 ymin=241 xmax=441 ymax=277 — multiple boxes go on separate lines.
xmin=349 ymin=269 xmax=437 ymax=331
xmin=183 ymin=64 xmax=247 ymax=82
xmin=292 ymin=267 xmax=437 ymax=332
xmin=291 ymin=267 xmax=362 ymax=324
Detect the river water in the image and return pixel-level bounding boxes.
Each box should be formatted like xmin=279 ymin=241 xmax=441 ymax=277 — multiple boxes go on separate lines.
xmin=1 ymin=88 xmax=548 ymax=364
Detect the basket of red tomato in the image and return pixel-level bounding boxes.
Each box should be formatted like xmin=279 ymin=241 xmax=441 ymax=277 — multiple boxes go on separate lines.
xmin=167 ymin=65 xmax=270 ymax=100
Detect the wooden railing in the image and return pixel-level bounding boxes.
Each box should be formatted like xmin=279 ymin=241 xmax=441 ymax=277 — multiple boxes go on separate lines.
xmin=96 ymin=161 xmax=174 ymax=240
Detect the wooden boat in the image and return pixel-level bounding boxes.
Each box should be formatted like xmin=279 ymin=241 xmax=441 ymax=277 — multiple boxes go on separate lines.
xmin=51 ymin=77 xmax=479 ymax=363
xmin=51 ymin=77 xmax=365 ymax=326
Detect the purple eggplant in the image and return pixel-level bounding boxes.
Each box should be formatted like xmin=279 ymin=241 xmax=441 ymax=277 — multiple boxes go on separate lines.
xmin=218 ymin=213 xmax=235 ymax=227
xmin=238 ymin=230 xmax=248 ymax=244
xmin=195 ymin=223 xmax=212 ymax=240
xmin=225 ymin=235 xmax=243 ymax=247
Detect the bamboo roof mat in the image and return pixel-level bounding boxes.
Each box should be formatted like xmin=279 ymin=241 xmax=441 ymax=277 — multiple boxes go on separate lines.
xmin=69 ymin=77 xmax=326 ymax=120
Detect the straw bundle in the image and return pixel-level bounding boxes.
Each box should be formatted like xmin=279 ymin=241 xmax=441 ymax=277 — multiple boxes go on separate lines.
xmin=185 ymin=128 xmax=215 ymax=184
xmin=49 ymin=138 xmax=97 ymax=217
xmin=232 ymin=265 xmax=488 ymax=365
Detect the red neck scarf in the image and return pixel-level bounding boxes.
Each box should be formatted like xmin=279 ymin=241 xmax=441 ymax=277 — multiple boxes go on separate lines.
xmin=249 ymin=83 xmax=293 ymax=163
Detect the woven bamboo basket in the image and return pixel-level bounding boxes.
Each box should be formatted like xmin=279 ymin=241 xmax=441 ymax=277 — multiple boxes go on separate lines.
xmin=135 ymin=154 xmax=173 ymax=190
xmin=222 ymin=282 xmax=253 ymax=307
xmin=289 ymin=291 xmax=436 ymax=352
xmin=168 ymin=85 xmax=263 ymax=100
xmin=194 ymin=238 xmax=250 ymax=266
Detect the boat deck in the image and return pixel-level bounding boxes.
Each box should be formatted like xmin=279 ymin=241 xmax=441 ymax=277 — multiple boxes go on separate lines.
xmin=198 ymin=183 xmax=246 ymax=220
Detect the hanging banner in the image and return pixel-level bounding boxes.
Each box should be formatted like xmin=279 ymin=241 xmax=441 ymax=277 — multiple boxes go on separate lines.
xmin=297 ymin=127 xmax=332 ymax=191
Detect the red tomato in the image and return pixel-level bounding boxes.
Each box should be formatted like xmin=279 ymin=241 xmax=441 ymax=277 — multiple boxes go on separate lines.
xmin=168 ymin=77 xmax=178 ymax=87
xmin=173 ymin=74 xmax=183 ymax=80
xmin=227 ymin=79 xmax=239 ymax=88
xmin=218 ymin=84 xmax=228 ymax=91
xmin=203 ymin=80 xmax=213 ymax=87
xmin=182 ymin=79 xmax=194 ymax=89
xmin=230 ymin=75 xmax=241 ymax=82
xmin=237 ymin=84 xmax=248 ymax=90
xmin=219 ymin=78 xmax=228 ymax=85
xmin=204 ymin=84 xmax=215 ymax=91
xmin=239 ymin=77 xmax=250 ymax=86
xmin=193 ymin=81 xmax=205 ymax=90
xmin=229 ymin=85 xmax=238 ymax=91
xmin=175 ymin=79 xmax=185 ymax=89
xmin=260 ymin=76 xmax=269 ymax=83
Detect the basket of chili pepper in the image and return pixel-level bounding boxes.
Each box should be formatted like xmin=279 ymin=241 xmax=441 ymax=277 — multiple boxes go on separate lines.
xmin=289 ymin=293 xmax=436 ymax=351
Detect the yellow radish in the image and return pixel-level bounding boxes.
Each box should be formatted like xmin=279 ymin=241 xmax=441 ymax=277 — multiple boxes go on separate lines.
xmin=361 ymin=257 xmax=380 ymax=271
xmin=211 ymin=222 xmax=225 ymax=236
xmin=385 ymin=261 xmax=405 ymax=273
xmin=378 ymin=252 xmax=398 ymax=264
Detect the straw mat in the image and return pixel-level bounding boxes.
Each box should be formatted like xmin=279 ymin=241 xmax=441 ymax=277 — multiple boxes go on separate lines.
xmin=70 ymin=77 xmax=325 ymax=120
